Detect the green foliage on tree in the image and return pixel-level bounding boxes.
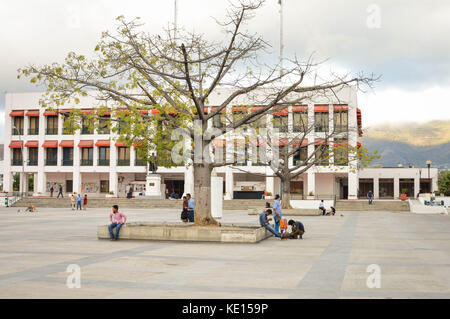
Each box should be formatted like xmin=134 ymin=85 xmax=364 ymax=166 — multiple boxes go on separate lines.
xmin=438 ymin=170 xmax=450 ymax=196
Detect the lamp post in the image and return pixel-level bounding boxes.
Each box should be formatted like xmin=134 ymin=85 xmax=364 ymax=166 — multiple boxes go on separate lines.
xmin=426 ymin=160 xmax=432 ymax=193
xmin=12 ymin=125 xmax=25 ymax=198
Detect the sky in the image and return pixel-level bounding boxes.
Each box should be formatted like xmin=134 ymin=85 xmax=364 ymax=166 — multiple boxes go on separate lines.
xmin=1 ymin=0 xmax=450 ymax=142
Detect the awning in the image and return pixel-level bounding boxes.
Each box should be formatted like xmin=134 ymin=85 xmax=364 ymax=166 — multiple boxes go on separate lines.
xmin=250 ymin=106 xmax=264 ymax=112
xmin=232 ymin=106 xmax=248 ymax=113
xmin=209 ymin=106 xmax=226 ymax=113
xmin=9 ymin=141 xmax=23 ymax=148
xmin=138 ymin=110 xmax=148 ymax=114
xmin=292 ymin=105 xmax=307 ymax=112
xmin=315 ymin=139 xmax=329 ymax=145
xmin=43 ymin=111 xmax=58 ymax=116
xmin=115 ymin=142 xmax=128 ymax=147
xmin=333 ymin=105 xmax=348 ymax=111
xmin=24 ymin=141 xmax=39 ymax=147
xmin=42 ymin=140 xmax=58 ymax=148
xmin=78 ymin=140 xmax=93 ymax=148
xmin=60 ymin=109 xmax=73 ymax=114
xmin=314 ymin=105 xmax=329 ymax=113
xmin=9 ymin=110 xmax=24 ymax=117
xmin=273 ymin=107 xmax=288 ymax=116
xmin=95 ymin=140 xmax=110 ymax=147
xmin=26 ymin=110 xmax=40 ymax=117
xmin=292 ymin=138 xmax=308 ymax=146
xmin=59 ymin=140 xmax=74 ymax=147
xmin=81 ymin=109 xmax=93 ymax=114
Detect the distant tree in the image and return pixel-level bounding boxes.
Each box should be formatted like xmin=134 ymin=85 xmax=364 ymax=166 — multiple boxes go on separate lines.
xmin=438 ymin=170 xmax=450 ymax=196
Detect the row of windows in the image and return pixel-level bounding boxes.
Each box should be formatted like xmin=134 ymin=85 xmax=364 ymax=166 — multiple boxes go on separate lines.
xmin=11 ymin=110 xmax=349 ymax=136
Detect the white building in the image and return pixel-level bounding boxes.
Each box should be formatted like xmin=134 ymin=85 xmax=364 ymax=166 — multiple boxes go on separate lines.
xmin=2 ymin=87 xmax=438 ymax=200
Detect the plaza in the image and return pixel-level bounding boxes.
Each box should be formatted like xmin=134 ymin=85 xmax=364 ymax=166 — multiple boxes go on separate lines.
xmin=0 ymin=207 xmax=449 ymax=299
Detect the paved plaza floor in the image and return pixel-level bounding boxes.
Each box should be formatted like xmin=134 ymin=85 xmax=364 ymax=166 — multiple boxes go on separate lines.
xmin=0 ymin=206 xmax=449 ymax=299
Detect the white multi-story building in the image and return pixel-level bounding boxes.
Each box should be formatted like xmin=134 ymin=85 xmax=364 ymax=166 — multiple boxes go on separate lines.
xmin=2 ymin=87 xmax=438 ymax=200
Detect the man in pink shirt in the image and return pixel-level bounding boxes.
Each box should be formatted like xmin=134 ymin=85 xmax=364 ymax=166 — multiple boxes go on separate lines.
xmin=108 ymin=205 xmax=127 ymax=241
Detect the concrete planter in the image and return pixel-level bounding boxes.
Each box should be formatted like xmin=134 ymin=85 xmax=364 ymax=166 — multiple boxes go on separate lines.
xmin=98 ymin=222 xmax=272 ymax=243
xmin=105 ymin=194 xmax=116 ymax=198
xmin=248 ymin=208 xmax=320 ymax=216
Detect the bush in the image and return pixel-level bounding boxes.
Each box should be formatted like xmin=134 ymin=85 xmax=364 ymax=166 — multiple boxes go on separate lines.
xmin=438 ymin=170 xmax=450 ymax=196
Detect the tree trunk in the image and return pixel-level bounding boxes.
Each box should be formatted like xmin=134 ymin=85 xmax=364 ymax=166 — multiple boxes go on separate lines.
xmin=281 ymin=177 xmax=293 ymax=209
xmin=193 ymin=163 xmax=219 ymax=226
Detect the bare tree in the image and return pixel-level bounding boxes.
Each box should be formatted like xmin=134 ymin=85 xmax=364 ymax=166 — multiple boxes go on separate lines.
xmin=19 ymin=0 xmax=376 ymax=225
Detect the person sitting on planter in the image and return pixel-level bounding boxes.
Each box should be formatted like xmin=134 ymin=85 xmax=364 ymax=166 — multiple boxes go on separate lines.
xmin=108 ymin=205 xmax=127 ymax=241
xmin=287 ymin=219 xmax=305 ymax=239
xmin=259 ymin=209 xmax=283 ymax=238
xmin=319 ymin=200 xmax=326 ymax=215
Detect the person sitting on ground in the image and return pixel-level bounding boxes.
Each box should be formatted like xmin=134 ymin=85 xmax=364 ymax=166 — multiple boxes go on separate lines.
xmin=26 ymin=204 xmax=37 ymax=212
xmin=259 ymin=209 xmax=284 ymax=239
xmin=319 ymin=200 xmax=326 ymax=215
xmin=108 ymin=205 xmax=127 ymax=241
xmin=326 ymin=206 xmax=336 ymax=216
xmin=181 ymin=196 xmax=189 ymax=223
xmin=287 ymin=219 xmax=305 ymax=239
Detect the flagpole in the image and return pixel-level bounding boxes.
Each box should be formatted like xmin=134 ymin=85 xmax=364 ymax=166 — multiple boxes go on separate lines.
xmin=279 ymin=0 xmax=284 ymax=76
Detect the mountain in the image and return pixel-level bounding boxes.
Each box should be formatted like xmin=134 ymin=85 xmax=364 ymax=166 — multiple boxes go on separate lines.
xmin=362 ymin=121 xmax=450 ymax=169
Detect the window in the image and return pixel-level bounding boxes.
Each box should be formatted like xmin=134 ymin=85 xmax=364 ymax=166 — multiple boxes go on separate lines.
xmin=314 ymin=112 xmax=329 ymax=132
xmin=98 ymin=115 xmax=110 ymax=134
xmin=28 ymin=117 xmax=39 ymax=135
xmin=28 ymin=148 xmax=38 ymax=166
xmin=293 ymin=111 xmax=308 ymax=132
xmin=212 ymin=113 xmax=226 ymax=128
xmin=46 ymin=116 xmax=58 ymax=135
xmin=213 ymin=141 xmax=227 ymax=164
xmin=273 ymin=115 xmax=288 ymax=132
xmin=62 ymin=147 xmax=74 ymax=166
xmin=11 ymin=148 xmax=23 ymax=166
xmin=254 ymin=145 xmax=268 ymax=165
xmin=135 ymin=151 xmax=146 ymax=166
xmin=80 ymin=147 xmax=93 ymax=166
xmin=46 ymin=148 xmax=57 ymax=165
xmin=333 ymin=138 xmax=348 ymax=166
xmin=100 ymin=180 xmax=109 ymax=193
xmin=117 ymin=147 xmax=130 ymax=166
xmin=62 ymin=115 xmax=74 ymax=135
xmin=334 ymin=110 xmax=348 ymax=133
xmin=12 ymin=117 xmax=24 ymax=135
xmin=98 ymin=147 xmax=110 ymax=166
xmin=315 ymin=144 xmax=329 ymax=166
xmin=293 ymin=147 xmax=308 ymax=166
xmin=81 ymin=116 xmax=94 ymax=134
xmin=233 ymin=140 xmax=248 ymax=166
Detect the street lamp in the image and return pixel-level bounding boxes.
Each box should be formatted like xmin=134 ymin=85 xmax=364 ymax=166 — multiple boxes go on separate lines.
xmin=12 ymin=125 xmax=25 ymax=197
xmin=426 ymin=160 xmax=432 ymax=193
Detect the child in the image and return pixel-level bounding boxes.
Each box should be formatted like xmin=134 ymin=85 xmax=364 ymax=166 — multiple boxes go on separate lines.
xmin=71 ymin=193 xmax=76 ymax=210
xmin=83 ymin=194 xmax=88 ymax=210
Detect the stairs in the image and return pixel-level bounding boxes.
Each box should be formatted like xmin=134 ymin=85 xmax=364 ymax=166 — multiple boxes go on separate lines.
xmin=11 ymin=197 xmax=268 ymax=210
xmin=334 ymin=200 xmax=410 ymax=212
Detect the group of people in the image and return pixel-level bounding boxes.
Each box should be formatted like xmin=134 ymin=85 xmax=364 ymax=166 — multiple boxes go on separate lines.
xmin=70 ymin=193 xmax=88 ymax=210
xmin=259 ymin=195 xmax=306 ymax=240
xmin=319 ymin=200 xmax=336 ymax=216
xmin=181 ymin=193 xmax=195 ymax=222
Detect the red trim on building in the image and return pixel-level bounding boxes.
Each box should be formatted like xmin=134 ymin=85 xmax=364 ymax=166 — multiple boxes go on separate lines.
xmin=25 ymin=110 xmax=40 ymax=117
xmin=59 ymin=140 xmax=74 ymax=147
xmin=78 ymin=140 xmax=93 ymax=148
xmin=10 ymin=110 xmax=24 ymax=116
xmin=24 ymin=141 xmax=39 ymax=147
xmin=42 ymin=140 xmax=58 ymax=148
xmin=292 ymin=105 xmax=307 ymax=112
xmin=95 ymin=140 xmax=110 ymax=147
xmin=43 ymin=111 xmax=58 ymax=116
xmin=314 ymin=105 xmax=329 ymax=112
xmin=333 ymin=105 xmax=348 ymax=111
xmin=273 ymin=107 xmax=288 ymax=116
xmin=9 ymin=141 xmax=23 ymax=148
xmin=115 ymin=142 xmax=127 ymax=147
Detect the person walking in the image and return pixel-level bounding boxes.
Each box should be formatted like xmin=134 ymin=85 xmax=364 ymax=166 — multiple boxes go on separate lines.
xmin=186 ymin=193 xmax=195 ymax=222
xmin=181 ymin=196 xmax=189 ymax=222
xmin=83 ymin=194 xmax=88 ymax=210
xmin=76 ymin=194 xmax=83 ymax=210
xmin=367 ymin=190 xmax=373 ymax=205
xmin=273 ymin=194 xmax=282 ymax=232
xmin=108 ymin=205 xmax=127 ymax=241
xmin=49 ymin=184 xmax=54 ymax=197
xmin=57 ymin=184 xmax=64 ymax=198
xmin=70 ymin=193 xmax=76 ymax=210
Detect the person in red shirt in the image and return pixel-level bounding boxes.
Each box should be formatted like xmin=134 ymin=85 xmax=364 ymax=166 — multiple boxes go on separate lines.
xmin=83 ymin=194 xmax=88 ymax=210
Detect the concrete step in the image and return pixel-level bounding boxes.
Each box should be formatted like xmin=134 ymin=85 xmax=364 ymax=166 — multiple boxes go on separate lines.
xmin=12 ymin=197 xmax=269 ymax=210
xmin=334 ymin=200 xmax=410 ymax=212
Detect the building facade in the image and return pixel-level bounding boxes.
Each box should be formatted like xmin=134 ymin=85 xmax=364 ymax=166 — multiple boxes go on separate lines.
xmin=3 ymin=88 xmax=438 ymax=199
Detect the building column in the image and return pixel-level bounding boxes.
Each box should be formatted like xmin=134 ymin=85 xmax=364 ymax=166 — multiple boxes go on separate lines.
xmin=224 ymin=167 xmax=234 ymax=200
xmin=394 ymin=177 xmax=400 ymax=199
xmin=348 ymin=171 xmax=358 ymax=200
xmin=307 ymin=171 xmax=315 ymax=197
xmin=109 ymin=170 xmax=118 ymax=196
xmin=73 ymin=171 xmax=81 ymax=195
xmin=414 ymin=174 xmax=420 ymax=198
xmin=374 ymin=177 xmax=380 ymax=199
xmin=265 ymin=175 xmax=274 ymax=197
xmin=36 ymin=170 xmax=46 ymax=194
xmin=431 ymin=177 xmax=438 ymax=193
xmin=184 ymin=165 xmax=194 ymax=196
xmin=130 ymin=146 xmax=136 ymax=167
